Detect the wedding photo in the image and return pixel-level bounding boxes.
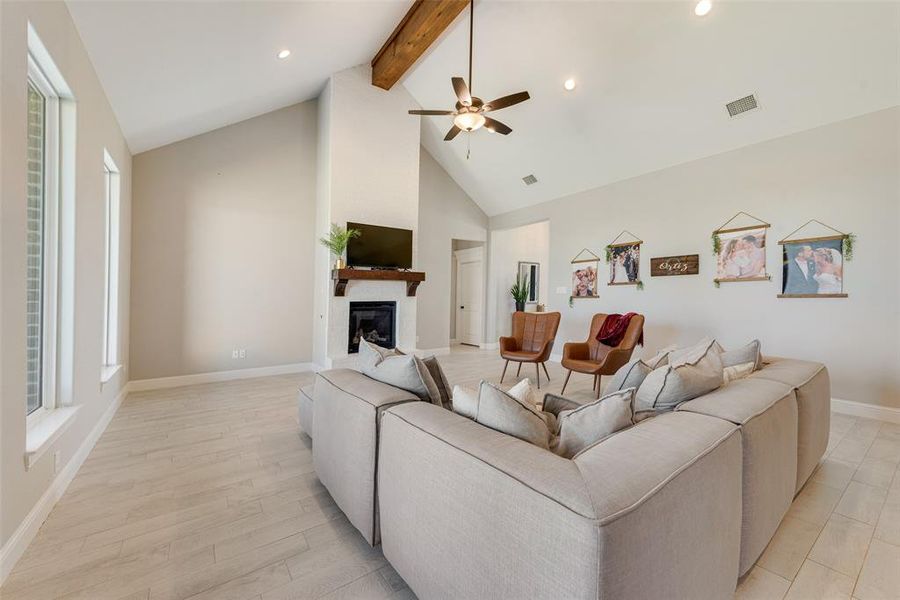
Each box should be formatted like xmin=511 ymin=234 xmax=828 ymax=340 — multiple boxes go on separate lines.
xmin=781 ymin=238 xmax=845 ymax=296
xmin=716 ymin=227 xmax=767 ymax=281
xmin=571 ymin=260 xmax=599 ymax=298
xmin=609 ymin=243 xmax=641 ymax=285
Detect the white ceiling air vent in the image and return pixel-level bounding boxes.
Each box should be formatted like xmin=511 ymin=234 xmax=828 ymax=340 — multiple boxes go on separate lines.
xmin=726 ymin=94 xmax=759 ymax=118
xmin=522 ymin=174 xmax=538 ymax=186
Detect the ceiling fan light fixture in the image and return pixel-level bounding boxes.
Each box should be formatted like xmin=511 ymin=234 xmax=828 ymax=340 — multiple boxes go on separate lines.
xmin=454 ymin=111 xmax=486 ymax=132
xmin=694 ymin=0 xmax=712 ymax=16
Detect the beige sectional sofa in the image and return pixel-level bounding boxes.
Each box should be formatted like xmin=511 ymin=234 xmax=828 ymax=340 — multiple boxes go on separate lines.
xmin=302 ymin=357 xmax=831 ymax=599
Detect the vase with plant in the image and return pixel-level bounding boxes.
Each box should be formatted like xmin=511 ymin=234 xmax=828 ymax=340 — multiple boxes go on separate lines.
xmin=510 ymin=272 xmax=529 ymax=312
xmin=319 ymin=223 xmax=360 ymax=270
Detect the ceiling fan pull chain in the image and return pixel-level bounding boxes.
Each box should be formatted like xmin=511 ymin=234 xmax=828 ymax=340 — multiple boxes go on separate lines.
xmin=466 ymin=135 xmax=471 ymax=160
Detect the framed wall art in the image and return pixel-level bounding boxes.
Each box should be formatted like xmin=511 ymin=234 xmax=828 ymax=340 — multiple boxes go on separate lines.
xmin=712 ymin=212 xmax=771 ymax=285
xmin=605 ymin=231 xmax=643 ymax=288
xmin=778 ymin=220 xmax=854 ymax=298
xmin=571 ymin=249 xmax=600 ymax=299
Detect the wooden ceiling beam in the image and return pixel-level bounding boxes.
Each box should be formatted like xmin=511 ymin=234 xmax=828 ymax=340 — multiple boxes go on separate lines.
xmin=371 ymin=0 xmax=469 ymax=90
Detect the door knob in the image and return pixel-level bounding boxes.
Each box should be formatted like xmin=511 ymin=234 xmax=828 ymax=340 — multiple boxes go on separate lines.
xmin=460 ymin=306 xmax=465 ymax=309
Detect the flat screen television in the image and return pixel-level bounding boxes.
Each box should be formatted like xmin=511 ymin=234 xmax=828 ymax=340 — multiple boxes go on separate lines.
xmin=346 ymin=222 xmax=413 ymax=269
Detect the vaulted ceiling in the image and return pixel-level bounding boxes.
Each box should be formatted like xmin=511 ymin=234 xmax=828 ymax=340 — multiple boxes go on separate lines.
xmin=68 ymin=1 xmax=900 ymax=216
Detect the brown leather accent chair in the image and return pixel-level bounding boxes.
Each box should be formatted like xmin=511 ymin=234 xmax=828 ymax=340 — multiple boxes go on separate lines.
xmin=499 ymin=312 xmax=561 ymax=389
xmin=561 ymin=313 xmax=645 ymax=398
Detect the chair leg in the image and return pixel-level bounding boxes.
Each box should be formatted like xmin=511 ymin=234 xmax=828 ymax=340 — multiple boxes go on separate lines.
xmin=535 ymin=363 xmax=541 ymax=389
xmin=595 ymin=375 xmax=602 ymax=399
xmin=593 ymin=374 xmax=599 ymax=390
xmin=561 ymin=370 xmax=572 ymax=395
xmin=516 ymin=362 xmax=522 ymax=377
xmin=500 ymin=360 xmax=509 ymax=383
xmin=541 ymin=362 xmax=551 ymax=381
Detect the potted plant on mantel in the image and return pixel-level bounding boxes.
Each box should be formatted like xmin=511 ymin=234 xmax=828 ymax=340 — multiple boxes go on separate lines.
xmin=510 ymin=272 xmax=530 ymax=312
xmin=319 ymin=223 xmax=360 ymax=270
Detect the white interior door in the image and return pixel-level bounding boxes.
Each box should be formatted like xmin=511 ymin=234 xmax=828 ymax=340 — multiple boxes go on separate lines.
xmin=455 ymin=248 xmax=484 ymax=346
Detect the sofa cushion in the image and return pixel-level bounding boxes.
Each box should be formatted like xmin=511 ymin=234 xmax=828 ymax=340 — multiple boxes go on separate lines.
xmin=717 ymin=339 xmax=763 ymax=371
xmin=554 ymin=388 xmax=635 ymax=459
xmin=359 ymin=339 xmax=443 ymax=406
xmin=677 ymin=377 xmax=794 ymax=425
xmin=474 ymin=382 xmax=552 ymax=449
xmin=724 ymin=362 xmax=756 ymax=384
xmin=298 ymin=384 xmax=315 ymax=437
xmin=635 ymin=339 xmax=724 ymax=412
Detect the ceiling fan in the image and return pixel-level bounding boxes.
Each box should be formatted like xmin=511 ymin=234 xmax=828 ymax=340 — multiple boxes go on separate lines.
xmin=408 ymin=0 xmax=530 ymax=142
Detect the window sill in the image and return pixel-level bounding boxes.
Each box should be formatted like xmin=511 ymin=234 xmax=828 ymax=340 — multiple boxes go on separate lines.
xmin=101 ymin=364 xmax=122 ymax=385
xmin=25 ymin=406 xmax=79 ymax=470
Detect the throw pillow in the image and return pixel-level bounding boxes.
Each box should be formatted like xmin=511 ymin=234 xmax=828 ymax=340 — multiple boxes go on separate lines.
xmin=421 ymin=356 xmax=452 ymax=409
xmin=506 ymin=378 xmax=556 ymax=430
xmin=635 ymin=339 xmax=724 ymax=412
xmin=716 ymin=339 xmax=763 ymax=371
xmin=606 ymin=346 xmax=675 ymax=393
xmin=451 ymin=384 xmax=479 ymax=419
xmin=359 ymin=339 xmax=443 ymax=406
xmin=474 ymin=382 xmax=552 ymax=449
xmin=553 ymin=388 xmax=636 ymax=459
xmin=723 ymin=361 xmax=756 ymax=384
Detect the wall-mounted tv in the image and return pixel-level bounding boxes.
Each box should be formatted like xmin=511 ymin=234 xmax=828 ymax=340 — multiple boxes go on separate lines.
xmin=346 ymin=222 xmax=413 ymax=269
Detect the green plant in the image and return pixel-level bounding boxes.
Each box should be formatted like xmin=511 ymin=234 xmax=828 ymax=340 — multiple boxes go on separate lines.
xmin=319 ymin=224 xmax=360 ymax=257
xmin=604 ymin=246 xmax=613 ymax=263
xmin=510 ymin=272 xmax=530 ymax=303
xmin=711 ymin=232 xmax=722 ymax=255
xmin=843 ymin=233 xmax=856 ymax=261
xmin=636 ymin=280 xmax=644 ymax=291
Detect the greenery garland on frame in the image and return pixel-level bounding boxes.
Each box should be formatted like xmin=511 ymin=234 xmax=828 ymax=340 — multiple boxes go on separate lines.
xmin=843 ymin=233 xmax=856 ymax=261
xmin=711 ymin=232 xmax=722 ymax=256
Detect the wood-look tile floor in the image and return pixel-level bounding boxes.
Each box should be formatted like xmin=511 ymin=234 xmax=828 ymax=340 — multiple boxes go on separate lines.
xmin=3 ymin=345 xmax=898 ymax=599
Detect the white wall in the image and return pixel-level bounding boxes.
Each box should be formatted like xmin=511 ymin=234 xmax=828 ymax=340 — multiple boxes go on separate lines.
xmin=314 ymin=65 xmax=422 ymax=366
xmin=490 ymin=108 xmax=900 ymax=409
xmin=130 ymin=102 xmax=317 ymax=381
xmin=0 ymin=0 xmax=132 ymax=570
xmin=417 ymin=148 xmax=489 ymax=350
xmin=487 ymin=221 xmax=550 ymax=340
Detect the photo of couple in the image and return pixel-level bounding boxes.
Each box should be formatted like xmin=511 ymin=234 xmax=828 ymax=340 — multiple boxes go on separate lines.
xmin=716 ymin=227 xmax=767 ymax=281
xmin=609 ymin=243 xmax=640 ymax=285
xmin=782 ymin=238 xmax=844 ymax=296
xmin=571 ymin=261 xmax=599 ymax=298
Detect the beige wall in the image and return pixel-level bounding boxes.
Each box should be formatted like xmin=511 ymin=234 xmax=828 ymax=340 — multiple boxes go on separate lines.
xmin=130 ymin=102 xmax=317 ymax=380
xmin=417 ymin=148 xmax=489 ymax=350
xmin=490 ymin=108 xmax=900 ymax=409
xmin=0 ymin=0 xmax=132 ymax=554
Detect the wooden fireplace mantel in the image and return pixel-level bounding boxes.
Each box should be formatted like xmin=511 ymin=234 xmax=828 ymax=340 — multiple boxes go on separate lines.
xmin=332 ymin=268 xmax=426 ymax=297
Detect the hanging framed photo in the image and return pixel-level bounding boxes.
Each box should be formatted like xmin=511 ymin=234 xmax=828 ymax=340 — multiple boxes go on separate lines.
xmin=570 ymin=249 xmax=601 ymax=298
xmin=517 ymin=261 xmax=540 ymax=304
xmin=778 ymin=220 xmax=852 ymax=298
xmin=712 ymin=212 xmax=770 ymax=284
xmin=608 ymin=243 xmax=641 ymax=285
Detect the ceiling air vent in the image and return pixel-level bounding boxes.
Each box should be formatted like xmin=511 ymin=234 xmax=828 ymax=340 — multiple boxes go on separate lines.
xmin=522 ymin=174 xmax=538 ymax=186
xmin=726 ymin=94 xmax=759 ymax=118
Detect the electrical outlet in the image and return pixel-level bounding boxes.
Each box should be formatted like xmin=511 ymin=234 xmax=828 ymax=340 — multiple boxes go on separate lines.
xmin=239 ymin=349 xmax=246 ymax=359
xmin=53 ymin=451 xmax=60 ymax=474
xmin=232 ymin=349 xmax=239 ymax=359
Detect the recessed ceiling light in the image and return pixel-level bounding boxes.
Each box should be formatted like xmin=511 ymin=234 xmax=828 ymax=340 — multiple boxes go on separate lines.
xmin=694 ymin=0 xmax=712 ymax=16
xmin=277 ymin=49 xmax=291 ymax=59
xmin=564 ymin=78 xmax=576 ymax=91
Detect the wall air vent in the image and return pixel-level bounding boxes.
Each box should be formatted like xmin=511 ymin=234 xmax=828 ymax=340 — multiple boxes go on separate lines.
xmin=726 ymin=94 xmax=759 ymax=118
xmin=522 ymin=174 xmax=538 ymax=186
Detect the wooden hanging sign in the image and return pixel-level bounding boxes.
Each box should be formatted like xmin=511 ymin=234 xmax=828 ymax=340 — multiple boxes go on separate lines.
xmin=650 ymin=254 xmax=699 ymax=277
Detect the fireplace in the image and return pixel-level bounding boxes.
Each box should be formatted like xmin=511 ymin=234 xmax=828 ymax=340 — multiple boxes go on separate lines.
xmin=348 ymin=301 xmax=396 ymax=354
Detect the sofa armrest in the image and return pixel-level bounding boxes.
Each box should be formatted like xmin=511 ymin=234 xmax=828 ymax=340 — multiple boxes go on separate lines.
xmin=563 ymin=341 xmax=590 ymax=361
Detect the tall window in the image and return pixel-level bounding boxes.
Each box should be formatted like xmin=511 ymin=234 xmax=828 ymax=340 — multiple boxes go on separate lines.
xmin=102 ymin=152 xmax=120 ymax=374
xmin=26 ymin=54 xmax=60 ymax=418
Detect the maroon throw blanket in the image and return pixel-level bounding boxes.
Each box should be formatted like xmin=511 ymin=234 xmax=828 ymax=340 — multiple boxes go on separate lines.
xmin=596 ymin=312 xmax=643 ymax=347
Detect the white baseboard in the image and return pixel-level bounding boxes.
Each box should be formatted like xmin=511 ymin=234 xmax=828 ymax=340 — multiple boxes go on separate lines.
xmin=128 ymin=362 xmax=318 ymax=392
xmin=0 ymin=385 xmax=127 ymax=585
xmin=831 ymin=397 xmax=900 ymax=424
xmin=449 ymin=338 xmax=459 ymax=345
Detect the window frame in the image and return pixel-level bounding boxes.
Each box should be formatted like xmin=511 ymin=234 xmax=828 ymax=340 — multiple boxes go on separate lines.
xmin=26 ymin=53 xmax=61 ymax=427
xmin=101 ymin=150 xmax=121 ymax=379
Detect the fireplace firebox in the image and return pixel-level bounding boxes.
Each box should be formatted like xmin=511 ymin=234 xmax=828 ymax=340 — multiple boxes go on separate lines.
xmin=348 ymin=301 xmax=396 ymax=354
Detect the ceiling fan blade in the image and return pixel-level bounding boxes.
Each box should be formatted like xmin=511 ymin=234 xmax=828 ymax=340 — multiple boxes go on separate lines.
xmin=409 ymin=109 xmax=455 ymax=116
xmin=483 ymin=117 xmax=512 ymax=135
xmin=483 ymin=91 xmax=530 ymax=112
xmin=444 ymin=125 xmax=462 ymax=141
xmin=452 ymin=77 xmax=472 ymax=106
